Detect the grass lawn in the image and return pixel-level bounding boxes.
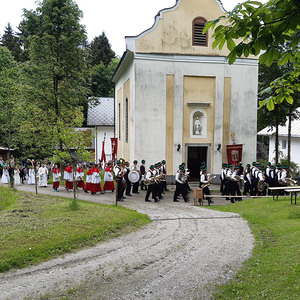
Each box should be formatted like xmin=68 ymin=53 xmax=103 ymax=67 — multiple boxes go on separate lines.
xmin=209 ymin=196 xmax=300 ymax=300
xmin=0 ymin=186 xmax=150 ymax=272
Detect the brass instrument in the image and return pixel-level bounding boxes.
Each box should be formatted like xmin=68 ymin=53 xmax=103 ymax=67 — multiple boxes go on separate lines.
xmin=234 ymin=175 xmax=246 ymax=183
xmin=278 ymin=177 xmax=297 ymax=185
xmin=201 ymin=176 xmax=216 ymax=189
xmin=257 ymin=180 xmax=269 ymax=192
xmin=179 ymin=171 xmax=190 ymax=183
xmin=144 ymin=174 xmax=163 ymax=186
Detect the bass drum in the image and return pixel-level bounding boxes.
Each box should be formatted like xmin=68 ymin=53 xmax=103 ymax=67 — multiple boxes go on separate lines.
xmin=128 ymin=170 xmax=141 ymax=183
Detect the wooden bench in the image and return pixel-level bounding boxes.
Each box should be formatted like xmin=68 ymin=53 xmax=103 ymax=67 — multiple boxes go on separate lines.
xmin=284 ymin=188 xmax=300 ymax=204
xmin=268 ymin=186 xmax=300 ymax=201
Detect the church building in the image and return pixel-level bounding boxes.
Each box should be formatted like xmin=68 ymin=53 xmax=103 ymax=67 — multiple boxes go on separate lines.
xmin=112 ymin=0 xmax=258 ymax=180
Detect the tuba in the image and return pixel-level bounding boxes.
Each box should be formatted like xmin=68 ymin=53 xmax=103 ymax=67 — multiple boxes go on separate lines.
xmin=257 ymin=180 xmax=269 ymax=192
xmin=202 ymin=176 xmax=216 ymax=189
xmin=144 ymin=174 xmax=163 ymax=186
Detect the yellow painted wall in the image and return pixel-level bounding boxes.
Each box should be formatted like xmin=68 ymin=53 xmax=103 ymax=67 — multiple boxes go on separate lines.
xmin=135 ymin=0 xmax=231 ymax=57
xmin=166 ymin=75 xmax=175 ymax=175
xmin=123 ymin=79 xmax=131 ymax=161
xmin=222 ymin=77 xmax=231 ymax=162
xmin=183 ymin=76 xmax=215 ymax=169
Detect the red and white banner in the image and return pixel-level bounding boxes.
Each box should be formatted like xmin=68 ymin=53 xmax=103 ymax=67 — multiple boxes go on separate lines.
xmin=226 ymin=144 xmax=243 ymax=166
xmin=100 ymin=140 xmax=106 ymax=164
xmin=111 ymin=138 xmax=118 ymax=160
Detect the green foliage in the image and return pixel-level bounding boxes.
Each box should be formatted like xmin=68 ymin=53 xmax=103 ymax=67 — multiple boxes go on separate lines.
xmin=0 ymin=23 xmax=24 ymax=62
xmin=88 ymin=32 xmax=116 ymax=67
xmin=0 ymin=47 xmax=23 ymax=154
xmin=0 ymin=188 xmax=150 ymax=272
xmin=209 ymin=197 xmax=300 ymax=300
xmin=204 ymin=0 xmax=300 ymax=110
xmin=91 ymin=58 xmax=119 ymax=97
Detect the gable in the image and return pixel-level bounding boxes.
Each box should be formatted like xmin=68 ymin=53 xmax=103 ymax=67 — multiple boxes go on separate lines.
xmin=126 ymin=0 xmax=231 ymax=57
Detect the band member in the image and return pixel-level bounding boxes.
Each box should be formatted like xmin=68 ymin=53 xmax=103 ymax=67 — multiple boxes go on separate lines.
xmin=91 ymin=164 xmax=103 ymax=195
xmin=231 ymin=165 xmax=242 ymax=201
xmin=199 ymin=168 xmax=213 ymax=203
xmin=124 ymin=161 xmax=132 ymax=196
xmin=220 ymin=163 xmax=226 ymax=194
xmin=75 ymin=164 xmax=85 ymax=190
xmin=257 ymin=166 xmax=267 ymax=196
xmin=180 ymin=162 xmax=191 ymax=192
xmin=243 ymin=164 xmax=252 ymax=195
xmin=84 ymin=164 xmax=93 ymax=193
xmin=161 ymin=160 xmax=169 ymax=192
xmin=250 ymin=162 xmax=259 ymax=196
xmin=173 ymin=165 xmax=189 ymax=202
xmin=52 ymin=164 xmax=61 ymax=192
xmin=64 ymin=164 xmax=73 ymax=191
xmin=145 ymin=165 xmax=159 ymax=202
xmin=131 ymin=160 xmax=140 ymax=194
xmin=115 ymin=160 xmax=125 ymax=201
xmin=140 ymin=159 xmax=147 ymax=191
xmin=103 ymin=161 xmax=115 ymax=192
xmin=155 ymin=162 xmax=163 ymax=200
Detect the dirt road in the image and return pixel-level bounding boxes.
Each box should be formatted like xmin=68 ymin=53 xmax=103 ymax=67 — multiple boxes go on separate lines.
xmin=0 ymin=184 xmax=254 ymax=299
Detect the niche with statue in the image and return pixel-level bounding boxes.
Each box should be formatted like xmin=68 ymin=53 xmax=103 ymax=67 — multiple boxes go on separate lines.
xmin=190 ymin=109 xmax=207 ymax=138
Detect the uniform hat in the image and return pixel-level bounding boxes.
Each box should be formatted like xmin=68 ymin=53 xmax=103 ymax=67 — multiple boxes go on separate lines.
xmin=234 ymin=166 xmax=239 ymax=169
xmin=202 ymin=168 xmax=207 ymax=171
xmin=267 ymin=162 xmax=271 ymax=165
xmin=252 ymin=162 xmax=257 ymax=166
xmin=155 ymin=163 xmax=159 ymax=167
xmin=116 ymin=160 xmax=120 ymax=164
xmin=179 ymin=165 xmax=184 ymax=170
xmin=270 ymin=165 xmax=275 ymax=169
xmin=133 ymin=160 xmax=138 ymax=164
xmin=162 ymin=160 xmax=166 ymax=164
xmin=246 ymin=164 xmax=250 ymax=167
xmin=283 ymin=166 xmax=288 ymax=169
xmin=125 ymin=162 xmax=129 ymax=165
xmin=141 ymin=159 xmax=145 ymax=163
xmin=150 ymin=165 xmax=154 ymax=169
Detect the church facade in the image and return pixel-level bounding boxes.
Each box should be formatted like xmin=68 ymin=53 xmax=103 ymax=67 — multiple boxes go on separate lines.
xmin=112 ymin=0 xmax=258 ymax=180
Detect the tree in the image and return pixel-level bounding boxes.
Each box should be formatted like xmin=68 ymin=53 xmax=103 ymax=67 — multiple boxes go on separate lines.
xmin=204 ymin=0 xmax=300 ymax=109
xmin=18 ymin=0 xmax=90 ymax=155
xmin=91 ymin=58 xmax=119 ymax=97
xmin=0 ymin=47 xmax=23 ymax=158
xmin=88 ymin=32 xmax=116 ymax=67
xmin=0 ymin=23 xmax=23 ymax=62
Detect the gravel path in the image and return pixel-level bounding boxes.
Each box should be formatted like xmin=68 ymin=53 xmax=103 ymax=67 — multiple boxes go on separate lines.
xmin=0 ymin=184 xmax=254 ymax=299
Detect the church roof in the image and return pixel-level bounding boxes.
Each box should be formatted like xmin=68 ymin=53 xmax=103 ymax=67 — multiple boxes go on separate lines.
xmin=87 ymin=97 xmax=114 ymax=126
xmin=258 ymin=118 xmax=300 ymax=138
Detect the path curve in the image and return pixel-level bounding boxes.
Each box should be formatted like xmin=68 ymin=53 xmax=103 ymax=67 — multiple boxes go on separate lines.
xmin=0 ymin=185 xmax=254 ymax=299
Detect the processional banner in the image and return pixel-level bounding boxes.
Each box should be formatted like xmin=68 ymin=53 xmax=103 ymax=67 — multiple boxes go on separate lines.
xmin=226 ymin=144 xmax=243 ymax=166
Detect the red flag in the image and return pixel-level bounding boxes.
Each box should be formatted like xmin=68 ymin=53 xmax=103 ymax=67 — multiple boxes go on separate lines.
xmin=111 ymin=138 xmax=118 ymax=160
xmin=226 ymin=144 xmax=243 ymax=166
xmin=101 ymin=140 xmax=106 ymax=164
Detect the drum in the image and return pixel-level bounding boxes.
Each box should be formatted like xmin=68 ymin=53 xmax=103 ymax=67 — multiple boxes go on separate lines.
xmin=128 ymin=170 xmax=141 ymax=183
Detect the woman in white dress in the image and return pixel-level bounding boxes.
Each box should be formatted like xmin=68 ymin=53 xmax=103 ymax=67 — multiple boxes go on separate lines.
xmin=28 ymin=166 xmax=35 ymax=185
xmin=14 ymin=167 xmax=21 ymax=185
xmin=38 ymin=164 xmax=48 ymax=187
xmin=1 ymin=166 xmax=10 ymax=184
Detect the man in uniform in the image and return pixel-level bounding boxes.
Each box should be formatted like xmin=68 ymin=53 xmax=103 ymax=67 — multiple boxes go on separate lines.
xmin=145 ymin=165 xmax=159 ymax=202
xmin=140 ymin=159 xmax=147 ymax=191
xmin=114 ymin=160 xmax=125 ymax=201
xmin=124 ymin=161 xmax=132 ymax=196
xmin=131 ymin=160 xmax=140 ymax=194
xmin=199 ymin=168 xmax=213 ymax=203
xmin=173 ymin=165 xmax=189 ymax=202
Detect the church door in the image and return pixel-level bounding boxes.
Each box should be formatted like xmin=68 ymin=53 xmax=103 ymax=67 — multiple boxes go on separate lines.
xmin=187 ymin=146 xmax=207 ymax=181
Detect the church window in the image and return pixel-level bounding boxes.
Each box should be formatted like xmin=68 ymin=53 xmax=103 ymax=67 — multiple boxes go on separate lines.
xmin=118 ymin=103 xmax=121 ymax=140
xmin=125 ymin=98 xmax=128 ymax=143
xmin=193 ymin=17 xmax=207 ymax=46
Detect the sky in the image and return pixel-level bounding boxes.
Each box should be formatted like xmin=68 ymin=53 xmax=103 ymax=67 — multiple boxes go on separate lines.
xmin=0 ymin=0 xmax=262 ymax=57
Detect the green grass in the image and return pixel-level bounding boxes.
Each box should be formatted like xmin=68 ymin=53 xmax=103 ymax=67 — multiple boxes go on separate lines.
xmin=0 ymin=186 xmax=150 ymax=272
xmin=208 ymin=196 xmax=300 ymax=300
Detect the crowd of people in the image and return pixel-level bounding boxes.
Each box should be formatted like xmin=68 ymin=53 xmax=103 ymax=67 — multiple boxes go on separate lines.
xmin=1 ymin=156 xmax=295 ymax=204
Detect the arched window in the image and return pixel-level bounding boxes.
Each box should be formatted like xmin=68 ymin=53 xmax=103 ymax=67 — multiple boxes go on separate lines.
xmin=192 ymin=17 xmax=208 ymax=47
